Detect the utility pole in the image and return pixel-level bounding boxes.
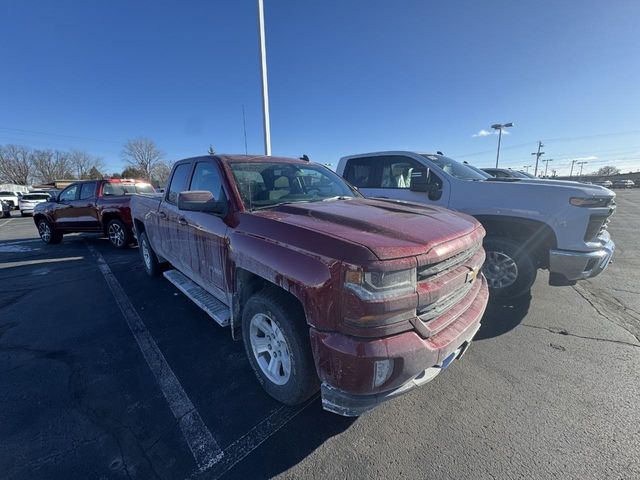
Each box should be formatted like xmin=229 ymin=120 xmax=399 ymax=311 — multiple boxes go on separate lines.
xmin=577 ymin=161 xmax=588 ymax=178
xmin=542 ymin=158 xmax=554 ymax=178
xmin=569 ymin=159 xmax=577 ymax=178
xmin=491 ymin=122 xmax=513 ymax=168
xmin=531 ymin=141 xmax=545 ymax=177
xmin=257 ymin=0 xmax=271 ymax=156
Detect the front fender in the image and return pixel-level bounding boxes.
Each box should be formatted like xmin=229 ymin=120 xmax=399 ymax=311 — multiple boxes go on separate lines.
xmin=230 ymin=231 xmax=342 ymax=331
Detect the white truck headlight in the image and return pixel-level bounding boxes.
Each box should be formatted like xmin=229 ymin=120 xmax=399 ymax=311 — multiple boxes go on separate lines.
xmin=570 ymin=197 xmax=612 ymax=208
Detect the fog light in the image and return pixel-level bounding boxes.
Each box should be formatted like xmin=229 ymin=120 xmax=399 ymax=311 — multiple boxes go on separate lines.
xmin=373 ymin=359 xmax=394 ymax=388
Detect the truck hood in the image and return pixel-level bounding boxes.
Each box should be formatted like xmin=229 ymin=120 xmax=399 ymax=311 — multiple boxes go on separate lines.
xmin=484 ymin=177 xmax=614 ymax=194
xmin=251 ymin=198 xmax=482 ymax=260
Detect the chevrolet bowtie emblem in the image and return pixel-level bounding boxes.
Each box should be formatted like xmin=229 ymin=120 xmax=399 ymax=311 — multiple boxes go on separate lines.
xmin=466 ymin=267 xmax=478 ymax=283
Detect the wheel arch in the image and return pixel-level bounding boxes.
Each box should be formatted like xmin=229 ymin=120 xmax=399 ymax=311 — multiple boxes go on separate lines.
xmin=474 ymin=215 xmax=557 ymax=268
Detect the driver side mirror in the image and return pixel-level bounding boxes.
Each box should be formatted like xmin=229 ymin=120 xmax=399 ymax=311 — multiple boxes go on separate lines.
xmin=410 ymin=168 xmax=442 ymax=199
xmin=177 ymin=191 xmax=226 ymax=214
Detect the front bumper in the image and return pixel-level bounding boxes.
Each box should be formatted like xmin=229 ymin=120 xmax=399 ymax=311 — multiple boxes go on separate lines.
xmin=549 ymin=236 xmax=615 ymax=283
xmin=310 ymin=276 xmax=488 ymax=416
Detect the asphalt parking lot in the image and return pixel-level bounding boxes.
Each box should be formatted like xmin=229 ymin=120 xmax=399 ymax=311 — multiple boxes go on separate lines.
xmin=1 ymin=192 xmax=639 ymax=480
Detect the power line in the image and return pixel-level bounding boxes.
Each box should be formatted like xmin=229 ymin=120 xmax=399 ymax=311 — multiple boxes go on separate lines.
xmin=0 ymin=126 xmax=122 ymax=145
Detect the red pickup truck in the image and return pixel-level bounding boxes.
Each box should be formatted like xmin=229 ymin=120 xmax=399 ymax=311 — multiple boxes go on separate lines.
xmin=33 ymin=178 xmax=155 ymax=248
xmin=131 ymin=155 xmax=489 ymax=416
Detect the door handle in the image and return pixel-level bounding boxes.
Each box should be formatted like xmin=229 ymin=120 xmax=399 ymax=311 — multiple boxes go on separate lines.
xmin=178 ymin=217 xmax=188 ymax=226
xmin=158 ymin=211 xmax=167 ymax=219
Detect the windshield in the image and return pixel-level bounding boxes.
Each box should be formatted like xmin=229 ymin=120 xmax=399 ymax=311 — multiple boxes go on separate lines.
xmin=229 ymin=162 xmax=358 ymax=210
xmin=420 ymin=154 xmax=488 ymax=181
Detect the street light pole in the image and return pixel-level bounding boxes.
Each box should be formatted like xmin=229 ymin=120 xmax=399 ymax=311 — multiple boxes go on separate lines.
xmin=491 ymin=122 xmax=513 ymax=168
xmin=523 ymin=165 xmax=532 ymax=173
xmin=543 ymin=158 xmax=554 ymax=178
xmin=257 ymin=0 xmax=271 ymax=156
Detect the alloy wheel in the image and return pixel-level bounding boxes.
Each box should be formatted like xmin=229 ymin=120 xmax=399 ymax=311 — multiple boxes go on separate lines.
xmin=249 ymin=313 xmax=292 ymax=385
xmin=483 ymin=251 xmax=519 ymax=289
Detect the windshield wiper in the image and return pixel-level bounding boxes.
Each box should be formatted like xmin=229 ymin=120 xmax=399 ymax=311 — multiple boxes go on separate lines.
xmin=321 ymin=195 xmax=352 ymax=202
xmin=251 ymin=201 xmax=311 ymax=211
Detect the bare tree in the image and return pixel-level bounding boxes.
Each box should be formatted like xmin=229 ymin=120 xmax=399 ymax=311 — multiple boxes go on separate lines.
xmin=32 ymin=149 xmax=75 ymax=183
xmin=595 ymin=165 xmax=620 ymax=176
xmin=152 ymin=161 xmax=171 ymax=187
xmin=121 ymin=138 xmax=164 ymax=181
xmin=0 ymin=144 xmax=34 ymax=185
xmin=70 ymin=150 xmax=104 ymax=179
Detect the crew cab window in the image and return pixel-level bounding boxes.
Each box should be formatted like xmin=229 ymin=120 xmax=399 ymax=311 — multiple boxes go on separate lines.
xmin=377 ymin=157 xmax=423 ymax=189
xmin=344 ymin=158 xmax=375 ymax=188
xmin=79 ymin=182 xmax=97 ymax=200
xmin=167 ymin=163 xmax=192 ymax=204
xmin=190 ymin=162 xmax=225 ymax=201
xmin=59 ymin=184 xmax=79 ymax=201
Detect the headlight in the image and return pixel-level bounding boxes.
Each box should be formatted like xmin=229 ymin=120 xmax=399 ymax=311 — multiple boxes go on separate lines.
xmin=570 ymin=197 xmax=612 ymax=207
xmin=345 ymin=267 xmax=416 ymax=300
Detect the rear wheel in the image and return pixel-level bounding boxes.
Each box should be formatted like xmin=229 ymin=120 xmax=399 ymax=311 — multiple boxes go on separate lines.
xmin=482 ymin=236 xmax=536 ymax=299
xmin=37 ymin=218 xmax=63 ymax=245
xmin=107 ymin=219 xmax=132 ymax=249
xmin=139 ymin=231 xmax=161 ymax=276
xmin=242 ymin=289 xmax=318 ymax=405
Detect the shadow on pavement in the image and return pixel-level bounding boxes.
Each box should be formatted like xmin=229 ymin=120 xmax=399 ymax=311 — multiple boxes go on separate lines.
xmin=220 ymin=404 xmax=357 ymax=480
xmin=475 ymin=292 xmax=532 ymax=340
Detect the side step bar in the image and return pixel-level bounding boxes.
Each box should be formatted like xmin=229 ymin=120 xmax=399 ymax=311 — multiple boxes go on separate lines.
xmin=163 ymin=269 xmax=230 ymax=327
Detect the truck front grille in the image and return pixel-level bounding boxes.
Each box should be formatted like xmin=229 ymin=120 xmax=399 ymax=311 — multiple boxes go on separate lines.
xmin=416 ymin=241 xmax=482 ymax=283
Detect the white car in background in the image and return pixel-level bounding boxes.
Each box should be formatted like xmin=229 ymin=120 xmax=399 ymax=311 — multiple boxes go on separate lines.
xmin=0 ymin=191 xmax=20 ymax=210
xmin=18 ymin=193 xmax=51 ymax=217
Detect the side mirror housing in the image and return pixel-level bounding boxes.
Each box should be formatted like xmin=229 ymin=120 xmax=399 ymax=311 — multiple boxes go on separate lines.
xmin=410 ymin=168 xmax=432 ymax=192
xmin=177 ymin=190 xmax=226 ymax=214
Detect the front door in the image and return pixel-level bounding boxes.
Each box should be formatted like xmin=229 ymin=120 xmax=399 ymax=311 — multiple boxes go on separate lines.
xmin=53 ymin=183 xmax=80 ymax=230
xmin=158 ymin=162 xmax=193 ymax=268
xmin=179 ymin=160 xmax=228 ymax=298
xmin=353 ymin=155 xmax=449 ymax=208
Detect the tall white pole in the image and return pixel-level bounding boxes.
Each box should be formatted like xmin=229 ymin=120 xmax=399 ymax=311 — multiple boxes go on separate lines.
xmin=257 ymin=0 xmax=271 ymax=156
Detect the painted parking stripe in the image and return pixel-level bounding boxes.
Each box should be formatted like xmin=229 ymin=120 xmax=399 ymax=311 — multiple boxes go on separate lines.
xmin=86 ymin=243 xmax=224 ymax=470
xmin=0 ymin=218 xmax=12 ymax=227
xmin=190 ymin=395 xmax=318 ymax=480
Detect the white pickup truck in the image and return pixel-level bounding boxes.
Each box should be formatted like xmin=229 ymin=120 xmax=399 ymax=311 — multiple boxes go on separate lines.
xmin=337 ymin=151 xmax=616 ymax=298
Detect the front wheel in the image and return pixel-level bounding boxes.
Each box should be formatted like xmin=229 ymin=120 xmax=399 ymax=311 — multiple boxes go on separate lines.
xmin=37 ymin=218 xmax=63 ymax=245
xmin=482 ymin=236 xmax=536 ymax=299
xmin=241 ymin=289 xmax=318 ymax=405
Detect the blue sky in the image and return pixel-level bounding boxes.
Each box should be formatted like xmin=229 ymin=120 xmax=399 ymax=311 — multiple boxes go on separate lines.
xmin=1 ymin=0 xmax=639 ymax=176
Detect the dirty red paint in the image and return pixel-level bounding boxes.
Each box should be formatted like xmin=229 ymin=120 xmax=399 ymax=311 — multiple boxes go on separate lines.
xmin=132 ymin=155 xmax=490 ymax=401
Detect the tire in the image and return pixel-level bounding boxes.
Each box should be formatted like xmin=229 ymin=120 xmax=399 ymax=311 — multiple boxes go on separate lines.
xmin=37 ymin=218 xmax=63 ymax=245
xmin=106 ymin=218 xmax=132 ymax=249
xmin=482 ymin=236 xmax=537 ymax=299
xmin=241 ymin=289 xmax=319 ymax=406
xmin=139 ymin=231 xmax=162 ymax=277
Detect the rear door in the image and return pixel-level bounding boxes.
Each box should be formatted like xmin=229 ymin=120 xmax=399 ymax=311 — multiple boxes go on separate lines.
xmin=179 ymin=159 xmax=229 ymax=298
xmin=71 ymin=182 xmax=101 ymax=230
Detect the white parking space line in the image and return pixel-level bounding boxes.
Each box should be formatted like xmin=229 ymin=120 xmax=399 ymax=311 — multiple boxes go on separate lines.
xmin=0 ymin=218 xmax=13 ymax=227
xmin=86 ymin=243 xmax=224 ymax=470
xmin=191 ymin=395 xmax=318 ymax=480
